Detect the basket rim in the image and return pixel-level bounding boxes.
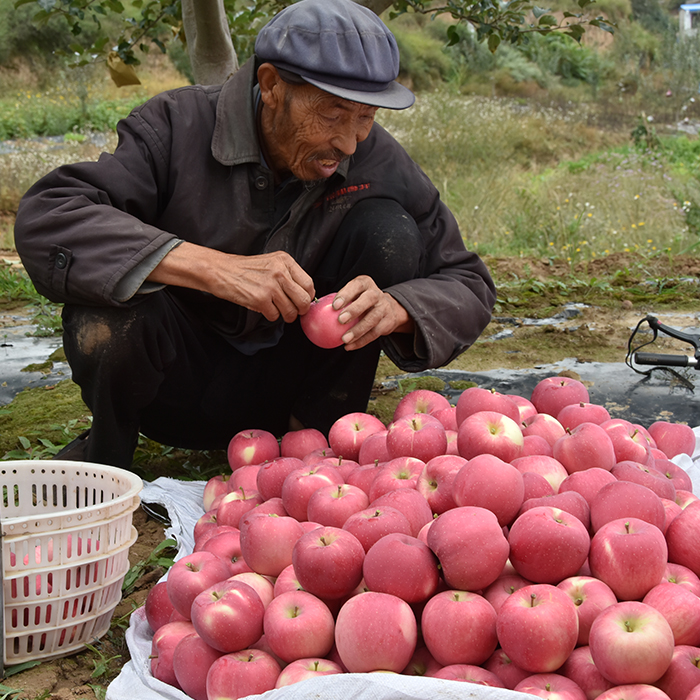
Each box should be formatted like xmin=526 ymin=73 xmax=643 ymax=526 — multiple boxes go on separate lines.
xmin=0 ymin=460 xmax=143 ymax=528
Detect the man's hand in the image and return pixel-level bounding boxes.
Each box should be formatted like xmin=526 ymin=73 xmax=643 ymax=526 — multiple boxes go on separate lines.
xmin=148 ymin=242 xmax=315 ymax=322
xmin=331 ymin=275 xmax=414 ymax=351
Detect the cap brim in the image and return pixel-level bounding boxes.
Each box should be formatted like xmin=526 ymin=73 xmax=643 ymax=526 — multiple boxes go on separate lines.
xmin=302 ymin=75 xmax=415 ymax=110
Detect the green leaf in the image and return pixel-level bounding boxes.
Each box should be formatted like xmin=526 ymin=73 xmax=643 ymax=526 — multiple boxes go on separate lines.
xmin=532 ymin=6 xmax=550 ymax=18
xmin=37 ymin=0 xmax=56 ymax=10
xmin=446 ymin=24 xmax=460 ymax=46
xmin=18 ymin=436 xmax=30 ymax=450
xmin=488 ymin=32 xmax=501 ymax=52
xmin=3 ymin=660 xmax=42 ymax=677
xmin=566 ymin=24 xmax=585 ymax=41
xmin=537 ymin=14 xmax=558 ymax=26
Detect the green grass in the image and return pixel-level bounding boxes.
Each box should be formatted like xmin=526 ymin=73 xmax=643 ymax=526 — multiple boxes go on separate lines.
xmin=377 ymin=90 xmax=700 ymax=262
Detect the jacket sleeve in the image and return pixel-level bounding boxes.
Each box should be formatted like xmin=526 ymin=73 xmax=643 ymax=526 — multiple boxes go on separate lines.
xmin=380 ymin=171 xmax=496 ymax=373
xmin=14 ymin=106 xmax=181 ymax=307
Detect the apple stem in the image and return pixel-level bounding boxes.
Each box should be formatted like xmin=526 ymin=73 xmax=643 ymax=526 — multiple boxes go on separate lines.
xmin=625 ymin=620 xmax=633 ymax=633
xmin=313 ymin=661 xmax=320 ymax=671
xmin=291 ymin=606 xmax=300 ymax=618
xmin=336 ymin=485 xmax=343 ymax=497
xmin=530 ymin=593 xmax=537 ymax=607
xmin=625 ymin=521 xmax=631 ymax=533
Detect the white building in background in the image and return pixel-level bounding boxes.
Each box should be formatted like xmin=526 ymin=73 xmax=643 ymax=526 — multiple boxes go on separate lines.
xmin=680 ymin=3 xmax=700 ymax=37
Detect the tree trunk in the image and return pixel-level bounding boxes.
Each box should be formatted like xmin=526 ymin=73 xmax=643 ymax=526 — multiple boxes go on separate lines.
xmin=182 ymin=0 xmax=238 ymax=85
xmin=182 ymin=0 xmax=393 ymax=86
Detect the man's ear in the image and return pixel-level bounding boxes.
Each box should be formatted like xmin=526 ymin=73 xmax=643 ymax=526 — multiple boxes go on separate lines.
xmin=257 ymin=63 xmax=283 ymax=109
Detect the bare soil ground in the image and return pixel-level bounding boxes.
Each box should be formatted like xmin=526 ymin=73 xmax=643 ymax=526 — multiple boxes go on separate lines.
xmin=0 ymin=251 xmax=699 ymax=699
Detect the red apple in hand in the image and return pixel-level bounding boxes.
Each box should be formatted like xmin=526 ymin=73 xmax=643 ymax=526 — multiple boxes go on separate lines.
xmin=300 ymin=292 xmax=358 ymax=348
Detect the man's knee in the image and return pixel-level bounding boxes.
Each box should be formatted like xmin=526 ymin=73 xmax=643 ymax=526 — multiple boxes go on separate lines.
xmin=317 ymin=198 xmax=425 ymax=292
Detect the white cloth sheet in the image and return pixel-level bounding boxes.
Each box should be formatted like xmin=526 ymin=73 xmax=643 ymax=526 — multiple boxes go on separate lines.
xmin=106 ymin=428 xmax=700 ymax=700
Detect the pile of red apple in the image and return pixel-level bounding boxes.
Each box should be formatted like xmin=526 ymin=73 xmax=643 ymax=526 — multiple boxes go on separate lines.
xmin=143 ymin=375 xmax=700 ymax=700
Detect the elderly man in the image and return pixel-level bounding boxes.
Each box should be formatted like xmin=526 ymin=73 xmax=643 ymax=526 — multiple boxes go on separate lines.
xmin=14 ymin=0 xmax=496 ymax=468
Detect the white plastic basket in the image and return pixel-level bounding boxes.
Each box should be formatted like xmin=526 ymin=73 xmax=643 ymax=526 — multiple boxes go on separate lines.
xmin=0 ymin=460 xmax=142 ymax=666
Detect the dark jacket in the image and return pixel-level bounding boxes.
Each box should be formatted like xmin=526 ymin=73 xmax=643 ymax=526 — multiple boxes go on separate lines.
xmin=14 ymin=58 xmax=496 ymax=372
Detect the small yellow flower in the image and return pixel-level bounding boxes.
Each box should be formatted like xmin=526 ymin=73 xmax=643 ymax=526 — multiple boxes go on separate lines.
xmin=587 ymin=213 xmax=592 ymax=217
xmin=639 ymin=222 xmax=645 ymax=226
xmin=631 ymin=224 xmax=637 ymax=229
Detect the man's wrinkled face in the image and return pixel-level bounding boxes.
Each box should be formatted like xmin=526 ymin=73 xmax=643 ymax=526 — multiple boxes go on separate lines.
xmin=259 ymin=67 xmax=378 ymax=182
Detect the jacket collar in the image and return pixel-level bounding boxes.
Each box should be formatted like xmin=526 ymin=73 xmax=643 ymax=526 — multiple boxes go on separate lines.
xmin=210 ymin=56 xmax=349 ymax=180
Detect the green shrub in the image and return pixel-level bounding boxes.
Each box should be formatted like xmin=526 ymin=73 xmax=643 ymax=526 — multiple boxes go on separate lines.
xmin=393 ymin=25 xmax=454 ymax=90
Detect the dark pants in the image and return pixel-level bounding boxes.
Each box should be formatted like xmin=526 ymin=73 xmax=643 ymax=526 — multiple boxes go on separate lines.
xmin=62 ymin=199 xmax=425 ymax=468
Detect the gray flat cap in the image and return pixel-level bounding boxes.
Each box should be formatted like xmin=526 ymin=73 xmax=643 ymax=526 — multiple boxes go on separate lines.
xmin=255 ymin=0 xmax=415 ymax=110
